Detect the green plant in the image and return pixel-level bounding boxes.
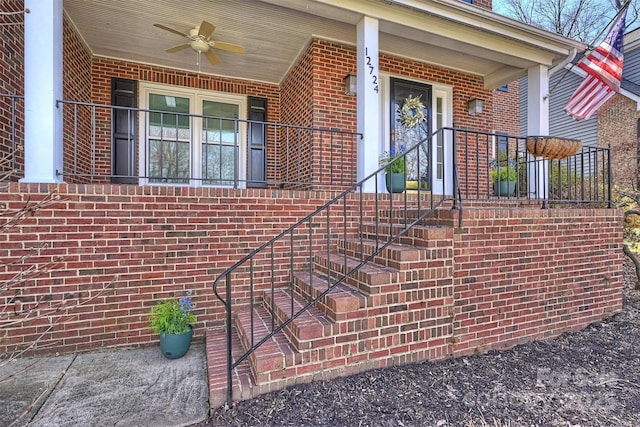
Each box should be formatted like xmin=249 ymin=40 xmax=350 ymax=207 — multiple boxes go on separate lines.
xmin=379 ymin=151 xmax=405 ymax=174
xmin=490 ymin=166 xmax=517 ymax=183
xmin=149 ymin=291 xmax=196 ymax=334
xmin=490 ymin=151 xmax=517 ymax=183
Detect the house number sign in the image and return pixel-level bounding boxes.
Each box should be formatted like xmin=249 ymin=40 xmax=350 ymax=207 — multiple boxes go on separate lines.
xmin=365 ymin=47 xmax=379 ymax=93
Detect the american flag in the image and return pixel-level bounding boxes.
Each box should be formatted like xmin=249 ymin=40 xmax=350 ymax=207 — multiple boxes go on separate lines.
xmin=564 ymin=5 xmax=628 ymax=121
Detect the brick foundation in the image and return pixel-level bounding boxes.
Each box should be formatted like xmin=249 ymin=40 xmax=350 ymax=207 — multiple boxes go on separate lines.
xmin=0 ymin=183 xmax=623 ymax=410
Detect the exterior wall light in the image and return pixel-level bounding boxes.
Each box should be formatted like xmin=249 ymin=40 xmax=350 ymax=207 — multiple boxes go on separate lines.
xmin=344 ymin=73 xmax=357 ymax=96
xmin=467 ymin=98 xmax=483 ymax=116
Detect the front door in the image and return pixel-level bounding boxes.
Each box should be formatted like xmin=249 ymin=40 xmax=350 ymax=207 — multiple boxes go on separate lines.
xmin=390 ymin=78 xmax=431 ymax=190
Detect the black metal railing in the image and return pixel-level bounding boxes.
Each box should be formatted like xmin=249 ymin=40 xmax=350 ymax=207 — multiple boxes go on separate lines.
xmin=212 ymin=126 xmax=612 ymax=407
xmin=56 ymin=99 xmax=360 ymax=188
xmin=447 ymin=128 xmax=611 ymax=208
xmin=0 ymin=93 xmax=24 ymax=180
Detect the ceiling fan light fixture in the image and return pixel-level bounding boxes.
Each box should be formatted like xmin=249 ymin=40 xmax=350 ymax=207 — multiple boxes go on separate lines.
xmin=190 ymin=39 xmax=209 ymax=53
xmin=156 ymin=20 xmax=244 ymax=66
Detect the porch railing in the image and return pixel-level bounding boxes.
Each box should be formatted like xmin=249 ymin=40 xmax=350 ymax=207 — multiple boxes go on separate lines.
xmin=212 ymin=126 xmax=612 ymax=407
xmin=448 ymin=128 xmax=612 ymax=208
xmin=56 ymin=99 xmax=360 ymax=188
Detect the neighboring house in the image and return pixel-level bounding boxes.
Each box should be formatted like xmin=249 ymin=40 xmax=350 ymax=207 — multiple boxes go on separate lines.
xmin=520 ymin=28 xmax=640 ymax=190
xmin=0 ymin=0 xmax=624 ymax=409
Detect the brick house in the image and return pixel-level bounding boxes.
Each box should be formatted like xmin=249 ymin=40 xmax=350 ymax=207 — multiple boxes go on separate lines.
xmin=520 ymin=28 xmax=640 ymax=191
xmin=0 ymin=0 xmax=623 ymax=409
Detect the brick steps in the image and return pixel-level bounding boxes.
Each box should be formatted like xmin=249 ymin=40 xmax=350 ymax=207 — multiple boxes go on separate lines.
xmin=208 ymin=205 xmax=456 ymax=408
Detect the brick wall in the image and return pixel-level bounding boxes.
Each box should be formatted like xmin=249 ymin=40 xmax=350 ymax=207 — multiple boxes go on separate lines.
xmin=492 ymin=81 xmax=520 ymax=136
xmin=0 ymin=0 xmax=25 ymax=179
xmin=0 ymin=183 xmax=343 ymax=356
xmin=452 ymin=207 xmax=623 ymax=356
xmin=0 ymin=183 xmax=623 ymax=359
xmin=280 ymin=41 xmax=315 ymax=186
xmin=62 ymin=15 xmax=93 ymax=183
xmin=598 ymin=94 xmax=640 ymax=191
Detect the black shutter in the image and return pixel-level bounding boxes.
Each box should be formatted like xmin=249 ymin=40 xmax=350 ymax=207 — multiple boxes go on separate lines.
xmin=111 ymin=78 xmax=137 ymax=184
xmin=247 ymin=97 xmax=267 ymax=188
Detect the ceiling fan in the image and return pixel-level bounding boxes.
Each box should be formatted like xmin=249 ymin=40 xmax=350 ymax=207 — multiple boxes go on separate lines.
xmin=154 ymin=20 xmax=245 ymax=66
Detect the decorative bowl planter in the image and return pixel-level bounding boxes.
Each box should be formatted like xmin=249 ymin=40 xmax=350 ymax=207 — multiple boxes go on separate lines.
xmin=526 ymin=136 xmax=582 ymax=160
xmin=385 ymin=173 xmax=406 ymax=193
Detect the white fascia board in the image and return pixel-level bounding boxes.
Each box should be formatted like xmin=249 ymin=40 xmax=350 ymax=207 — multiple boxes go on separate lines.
xmin=311 ymin=0 xmax=584 ymax=61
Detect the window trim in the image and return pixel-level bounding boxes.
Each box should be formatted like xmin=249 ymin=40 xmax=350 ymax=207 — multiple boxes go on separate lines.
xmin=138 ymin=82 xmax=247 ymax=187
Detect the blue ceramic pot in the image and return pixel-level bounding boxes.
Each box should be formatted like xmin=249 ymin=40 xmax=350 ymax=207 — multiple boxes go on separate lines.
xmin=494 ymin=181 xmax=516 ymax=197
xmin=159 ymin=326 xmax=193 ymax=359
xmin=385 ymin=173 xmax=406 ymax=193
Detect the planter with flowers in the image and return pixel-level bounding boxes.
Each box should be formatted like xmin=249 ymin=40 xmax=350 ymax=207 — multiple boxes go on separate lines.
xmin=149 ymin=291 xmax=196 ymax=359
xmin=491 ymin=155 xmax=518 ymax=197
xmin=379 ymin=151 xmax=406 ymax=193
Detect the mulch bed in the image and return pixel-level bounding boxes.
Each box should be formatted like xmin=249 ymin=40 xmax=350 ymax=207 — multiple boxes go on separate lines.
xmin=202 ymin=260 xmax=640 ymax=426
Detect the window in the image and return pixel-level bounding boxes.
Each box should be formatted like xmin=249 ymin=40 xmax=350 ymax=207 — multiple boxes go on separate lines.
xmin=148 ymin=94 xmax=191 ymax=183
xmin=496 ymin=133 xmax=508 ymax=156
xmin=140 ymin=84 xmax=246 ymax=187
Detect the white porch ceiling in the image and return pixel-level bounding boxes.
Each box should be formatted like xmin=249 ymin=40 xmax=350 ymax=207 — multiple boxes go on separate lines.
xmin=63 ymin=0 xmax=584 ymax=88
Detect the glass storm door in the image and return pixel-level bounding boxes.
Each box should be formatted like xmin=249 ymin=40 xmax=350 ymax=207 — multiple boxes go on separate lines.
xmin=390 ymin=78 xmax=431 ymax=190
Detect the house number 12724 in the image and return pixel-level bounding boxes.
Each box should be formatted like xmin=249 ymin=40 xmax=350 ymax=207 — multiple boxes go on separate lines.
xmin=365 ymin=48 xmax=379 ymax=93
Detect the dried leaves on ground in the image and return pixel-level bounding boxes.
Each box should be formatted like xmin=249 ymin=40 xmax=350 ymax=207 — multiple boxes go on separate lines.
xmin=204 ymin=260 xmax=640 ymax=426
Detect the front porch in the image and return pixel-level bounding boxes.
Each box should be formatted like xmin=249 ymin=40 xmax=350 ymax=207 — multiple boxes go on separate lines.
xmin=0 ymin=0 xmax=624 ymax=413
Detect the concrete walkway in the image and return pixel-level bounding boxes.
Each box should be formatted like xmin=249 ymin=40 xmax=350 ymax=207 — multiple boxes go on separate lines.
xmin=0 ymin=343 xmax=209 ymax=427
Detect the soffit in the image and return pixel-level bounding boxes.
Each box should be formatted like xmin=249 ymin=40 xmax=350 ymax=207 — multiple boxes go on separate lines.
xmin=63 ymin=0 xmax=584 ymax=88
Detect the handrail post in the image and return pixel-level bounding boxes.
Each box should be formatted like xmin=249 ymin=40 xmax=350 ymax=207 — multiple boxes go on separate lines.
xmin=607 ymin=145 xmax=612 ymax=208
xmin=452 ymin=128 xmax=459 ymax=211
xmin=225 ymin=274 xmax=233 ymax=408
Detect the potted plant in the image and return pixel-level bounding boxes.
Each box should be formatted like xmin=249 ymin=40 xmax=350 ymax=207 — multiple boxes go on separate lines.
xmin=149 ymin=291 xmax=196 ymax=359
xmin=379 ymin=150 xmax=406 ymax=193
xmin=490 ymin=155 xmax=518 ymax=197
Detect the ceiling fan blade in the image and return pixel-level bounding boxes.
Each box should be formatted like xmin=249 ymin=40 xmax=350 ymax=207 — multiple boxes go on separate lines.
xmin=198 ymin=20 xmax=215 ymax=39
xmin=204 ymin=49 xmax=221 ymax=65
xmin=211 ymin=41 xmax=245 ymax=54
xmin=154 ymin=23 xmax=189 ymax=38
xmin=165 ymin=44 xmax=191 ymax=53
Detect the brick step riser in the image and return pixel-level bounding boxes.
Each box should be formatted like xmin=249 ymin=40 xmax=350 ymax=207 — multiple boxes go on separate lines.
xmin=336 ymin=239 xmax=431 ymax=271
xmin=313 ymin=255 xmax=401 ymax=295
xmin=291 ymin=272 xmax=366 ymax=322
xmin=261 ymin=290 xmax=335 ymax=351
xmin=378 ymin=208 xmax=456 ymax=226
xmin=233 ymin=309 xmax=296 ymax=379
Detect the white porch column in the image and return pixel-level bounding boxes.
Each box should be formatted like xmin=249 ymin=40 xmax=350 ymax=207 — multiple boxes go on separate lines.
xmin=21 ymin=0 xmax=64 ymax=183
xmin=356 ymin=16 xmax=380 ymax=193
xmin=527 ymin=65 xmax=549 ymax=199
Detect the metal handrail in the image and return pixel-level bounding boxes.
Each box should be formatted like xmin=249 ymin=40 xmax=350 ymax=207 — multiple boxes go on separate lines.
xmin=213 ymin=125 xmax=447 ymax=407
